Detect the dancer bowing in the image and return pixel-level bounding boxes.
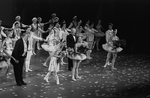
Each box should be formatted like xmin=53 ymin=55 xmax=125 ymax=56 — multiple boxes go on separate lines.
xmin=70 ymin=35 xmax=88 ymax=81
xmin=102 ymin=23 xmax=125 ymax=70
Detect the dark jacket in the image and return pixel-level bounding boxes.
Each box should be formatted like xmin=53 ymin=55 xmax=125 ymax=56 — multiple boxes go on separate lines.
xmin=11 ymin=38 xmax=27 ymax=64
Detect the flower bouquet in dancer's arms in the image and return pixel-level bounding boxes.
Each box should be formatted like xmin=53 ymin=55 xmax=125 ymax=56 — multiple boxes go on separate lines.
xmin=77 ymin=42 xmax=89 ymax=54
xmin=66 ymin=47 xmax=74 ymax=59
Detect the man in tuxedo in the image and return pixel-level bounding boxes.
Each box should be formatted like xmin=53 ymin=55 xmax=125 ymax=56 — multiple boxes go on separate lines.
xmin=66 ymin=28 xmax=77 ymax=71
xmin=11 ymin=30 xmax=29 ymax=86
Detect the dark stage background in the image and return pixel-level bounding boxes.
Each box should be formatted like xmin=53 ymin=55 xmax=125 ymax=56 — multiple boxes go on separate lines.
xmin=0 ymin=0 xmax=150 ymax=54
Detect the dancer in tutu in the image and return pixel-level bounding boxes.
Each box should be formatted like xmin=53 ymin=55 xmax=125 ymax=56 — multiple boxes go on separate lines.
xmin=95 ymin=20 xmax=105 ymax=51
xmin=42 ymin=21 xmax=60 ymax=67
xmin=84 ymin=22 xmax=97 ymax=59
xmin=71 ymin=35 xmax=88 ymax=81
xmin=102 ymin=23 xmax=123 ymax=70
xmin=43 ymin=38 xmax=61 ymax=84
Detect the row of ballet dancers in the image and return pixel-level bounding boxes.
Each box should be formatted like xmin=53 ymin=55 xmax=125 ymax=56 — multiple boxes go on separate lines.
xmin=0 ymin=13 xmax=125 ymax=85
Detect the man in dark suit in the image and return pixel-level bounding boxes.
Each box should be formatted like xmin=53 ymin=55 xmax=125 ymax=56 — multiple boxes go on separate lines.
xmin=66 ymin=28 xmax=77 ymax=71
xmin=11 ymin=30 xmax=29 ymax=86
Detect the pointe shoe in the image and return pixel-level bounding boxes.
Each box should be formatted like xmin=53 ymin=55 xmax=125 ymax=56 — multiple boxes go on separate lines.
xmin=37 ymin=47 xmax=41 ymax=50
xmin=88 ymin=57 xmax=92 ymax=59
xmin=33 ymin=52 xmax=36 ymax=55
xmin=97 ymin=48 xmax=100 ymax=51
xmin=61 ymin=62 xmax=67 ymax=65
xmin=25 ymin=70 xmax=29 ymax=72
xmin=72 ymin=78 xmax=76 ymax=81
xmin=103 ymin=62 xmax=110 ymax=68
xmin=56 ymin=80 xmax=60 ymax=85
xmin=111 ymin=67 xmax=117 ymax=70
xmin=103 ymin=64 xmax=107 ymax=68
xmin=43 ymin=63 xmax=48 ymax=67
xmin=44 ymin=77 xmax=49 ymax=83
xmin=76 ymin=76 xmax=82 ymax=79
xmin=28 ymin=69 xmax=32 ymax=72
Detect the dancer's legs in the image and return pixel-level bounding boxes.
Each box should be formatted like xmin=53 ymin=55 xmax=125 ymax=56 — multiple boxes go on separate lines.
xmin=25 ymin=51 xmax=32 ymax=72
xmin=104 ymin=52 xmax=112 ymax=67
xmin=75 ymin=60 xmax=81 ymax=79
xmin=32 ymin=39 xmax=36 ymax=55
xmin=96 ymin=38 xmax=100 ymax=51
xmin=44 ymin=71 xmax=51 ymax=82
xmin=43 ymin=52 xmax=51 ymax=67
xmin=72 ymin=60 xmax=77 ymax=81
xmin=111 ymin=52 xmax=117 ymax=70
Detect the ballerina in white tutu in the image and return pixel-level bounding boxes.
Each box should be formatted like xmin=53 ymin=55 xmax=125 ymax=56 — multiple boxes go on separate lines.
xmin=42 ymin=23 xmax=59 ymax=67
xmin=102 ymin=23 xmax=123 ymax=70
xmin=44 ymin=38 xmax=61 ymax=84
xmin=71 ymin=35 xmax=88 ymax=81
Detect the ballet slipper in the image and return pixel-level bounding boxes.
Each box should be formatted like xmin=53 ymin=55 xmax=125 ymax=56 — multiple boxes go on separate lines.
xmin=76 ymin=76 xmax=82 ymax=79
xmin=111 ymin=67 xmax=117 ymax=70
xmin=43 ymin=63 xmax=48 ymax=67
xmin=72 ymin=77 xmax=76 ymax=81
xmin=28 ymin=69 xmax=32 ymax=72
xmin=56 ymin=79 xmax=60 ymax=85
xmin=44 ymin=77 xmax=49 ymax=83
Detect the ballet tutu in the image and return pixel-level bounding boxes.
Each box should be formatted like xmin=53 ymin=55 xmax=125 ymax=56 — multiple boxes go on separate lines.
xmin=102 ymin=43 xmax=123 ymax=53
xmin=73 ymin=53 xmax=87 ymax=61
xmin=41 ymin=43 xmax=55 ymax=52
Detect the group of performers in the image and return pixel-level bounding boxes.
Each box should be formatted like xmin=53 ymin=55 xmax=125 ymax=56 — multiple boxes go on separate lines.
xmin=0 ymin=13 xmax=125 ymax=85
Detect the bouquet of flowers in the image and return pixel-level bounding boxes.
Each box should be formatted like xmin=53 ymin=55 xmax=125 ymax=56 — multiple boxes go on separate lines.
xmin=66 ymin=47 xmax=74 ymax=59
xmin=77 ymin=45 xmax=89 ymax=54
xmin=113 ymin=39 xmax=126 ymax=48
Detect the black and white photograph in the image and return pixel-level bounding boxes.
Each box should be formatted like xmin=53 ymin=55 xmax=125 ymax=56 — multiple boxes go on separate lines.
xmin=0 ymin=0 xmax=150 ymax=98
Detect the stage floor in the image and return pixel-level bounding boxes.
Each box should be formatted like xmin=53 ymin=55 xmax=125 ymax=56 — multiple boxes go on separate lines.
xmin=0 ymin=50 xmax=150 ymax=98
